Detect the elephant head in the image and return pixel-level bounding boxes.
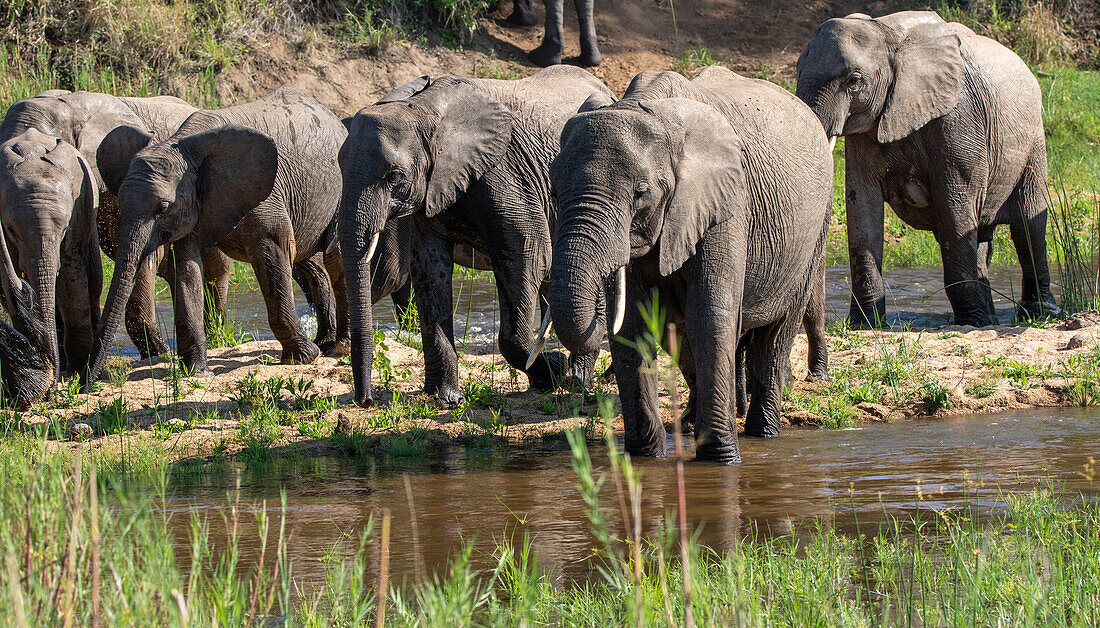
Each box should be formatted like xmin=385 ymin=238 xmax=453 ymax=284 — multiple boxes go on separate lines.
xmin=0 ymin=129 xmax=99 ymax=375
xmin=548 ymin=98 xmax=746 ymax=357
xmin=85 ymin=121 xmax=277 ymax=385
xmin=795 ymin=11 xmax=964 ymax=144
xmin=338 ymin=76 xmax=511 ymax=407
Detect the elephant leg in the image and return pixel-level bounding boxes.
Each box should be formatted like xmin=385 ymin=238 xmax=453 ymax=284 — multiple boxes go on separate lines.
xmin=202 ymin=249 xmax=232 ymax=334
xmin=803 ymin=260 xmax=829 ymax=381
xmin=57 ymin=245 xmax=96 ymax=375
xmin=323 ymin=244 xmax=351 ymax=356
xmin=296 ymin=253 xmax=337 ymax=355
xmin=506 ymin=0 xmax=538 ymax=26
xmin=939 ymin=225 xmax=995 ymax=327
xmin=529 ymin=0 xmax=564 ymax=66
xmin=492 ymin=258 xmax=565 ymax=392
xmin=573 ymin=0 xmax=601 ymax=66
xmin=743 ymin=313 xmax=801 ymax=439
xmin=127 ymin=248 xmax=171 ymax=359
xmin=609 ymin=276 xmax=666 ymax=458
xmin=735 ymin=331 xmax=749 ymax=418
xmin=685 ymin=254 xmax=742 ymax=464
xmin=845 ymin=145 xmax=887 ymax=328
xmin=87 ymin=233 xmax=103 ymax=330
xmin=411 ymin=229 xmax=463 ymax=406
xmin=251 ymin=238 xmax=319 ymax=366
xmin=1007 ymin=150 xmax=1058 ymax=319
xmin=162 ymin=236 xmax=210 ymax=374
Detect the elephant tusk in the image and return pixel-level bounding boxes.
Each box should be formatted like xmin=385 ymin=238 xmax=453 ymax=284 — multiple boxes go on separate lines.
xmin=365 ymin=232 xmax=380 ymax=264
xmin=611 ymin=265 xmax=626 ymax=336
xmin=828 ymin=136 xmax=837 ymax=152
xmin=526 ymin=308 xmax=553 ymax=370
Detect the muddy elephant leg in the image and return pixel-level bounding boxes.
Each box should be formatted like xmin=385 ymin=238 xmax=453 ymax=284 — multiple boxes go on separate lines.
xmin=506 ymin=0 xmax=538 ymax=25
xmin=685 ymin=255 xmax=742 ymax=464
xmin=412 ymin=229 xmax=463 ymax=406
xmin=573 ymin=0 xmax=601 ymax=66
xmin=845 ymin=143 xmax=887 ymax=328
xmin=296 ymin=253 xmax=337 ymax=354
xmin=803 ymin=260 xmax=829 ymax=381
xmin=744 ymin=313 xmax=801 ymax=439
xmin=1008 ymin=149 xmax=1058 ymax=319
xmin=529 ymin=0 xmax=564 ymax=66
xmin=251 ymin=238 xmax=319 ymax=365
xmin=939 ymin=225 xmax=995 ymax=327
xmin=127 ymin=248 xmax=170 ymax=359
xmin=162 ymin=236 xmax=209 ymax=374
xmin=323 ymin=244 xmax=351 ymax=356
xmin=492 ymin=257 xmax=566 ymax=392
xmin=609 ymin=275 xmax=666 ymax=458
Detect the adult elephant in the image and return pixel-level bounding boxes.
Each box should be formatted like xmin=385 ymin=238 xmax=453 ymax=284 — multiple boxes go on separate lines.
xmin=0 ymin=90 xmax=234 ymax=370
xmin=0 ymin=220 xmax=53 ymax=409
xmin=546 ymin=68 xmax=832 ymax=463
xmin=506 ymin=0 xmax=601 ymax=67
xmin=84 ymin=87 xmax=348 ymax=385
xmin=796 ymin=11 xmax=1057 ymax=327
xmin=339 ymin=66 xmax=615 ymax=408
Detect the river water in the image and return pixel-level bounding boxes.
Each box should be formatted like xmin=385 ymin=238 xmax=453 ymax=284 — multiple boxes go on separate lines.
xmin=112 ymin=264 xmax=1040 ymax=357
xmin=161 ymin=408 xmax=1100 ymax=585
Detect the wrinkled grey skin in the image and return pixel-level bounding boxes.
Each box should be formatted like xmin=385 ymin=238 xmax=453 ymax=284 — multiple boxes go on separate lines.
xmin=339 ymin=66 xmax=614 ymax=408
xmin=0 ymin=90 xmax=234 ymax=372
xmin=549 ymin=67 xmax=832 ymax=463
xmin=0 ymin=219 xmax=53 ymax=409
xmin=86 ymin=87 xmax=348 ymax=386
xmin=796 ymin=11 xmax=1057 ymax=327
xmin=506 ymin=0 xmax=601 ymax=67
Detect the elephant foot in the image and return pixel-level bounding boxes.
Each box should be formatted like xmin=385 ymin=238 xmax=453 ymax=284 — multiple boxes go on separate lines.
xmin=529 ymin=42 xmax=562 ymax=67
xmin=1015 ymin=298 xmax=1060 ymax=323
xmin=742 ymin=417 xmax=780 ymax=438
xmin=952 ymin=310 xmax=997 ymax=328
xmin=281 ymin=341 xmax=320 ymax=366
xmin=430 ymin=384 xmax=465 ymax=409
xmin=806 ymin=367 xmax=830 ymax=382
xmin=693 ymin=443 xmax=741 ymax=465
xmin=680 ymin=401 xmax=695 ymax=432
xmin=848 ymin=298 xmax=887 ymax=330
xmin=329 ymin=338 xmax=352 ymax=358
xmin=527 ymin=351 xmax=569 ymax=392
xmin=575 ymin=47 xmax=602 ymax=67
xmin=505 ymin=5 xmax=538 ymax=26
xmin=624 ymin=437 xmax=667 ymax=459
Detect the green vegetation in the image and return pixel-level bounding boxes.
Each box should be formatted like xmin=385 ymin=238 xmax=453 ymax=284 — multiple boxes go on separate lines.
xmin=674 ymin=46 xmax=724 ymax=77
xmin=0 ymin=430 xmax=1097 ymax=625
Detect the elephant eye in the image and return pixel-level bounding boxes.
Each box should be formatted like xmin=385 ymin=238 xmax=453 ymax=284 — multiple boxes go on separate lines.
xmin=635 ymin=182 xmax=650 ymax=197
xmin=386 ymin=169 xmax=405 ymax=184
xmin=157 ymin=199 xmax=170 ymax=213
xmin=846 ymin=72 xmax=863 ymax=89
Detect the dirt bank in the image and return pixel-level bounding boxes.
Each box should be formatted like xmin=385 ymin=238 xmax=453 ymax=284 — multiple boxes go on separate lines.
xmin=12 ymin=312 xmax=1098 ymax=464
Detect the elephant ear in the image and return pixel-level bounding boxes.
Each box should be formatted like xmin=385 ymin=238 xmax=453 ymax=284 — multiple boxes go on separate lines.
xmin=375 ymin=76 xmax=430 ymax=104
xmin=179 ymin=124 xmax=278 ymax=246
xmin=578 ymin=91 xmax=616 ymax=112
xmin=877 ymin=19 xmax=964 ymax=144
xmin=414 ymin=79 xmax=512 ymax=218
xmin=97 ymin=125 xmax=154 ymax=195
xmin=641 ymin=98 xmax=748 ymax=276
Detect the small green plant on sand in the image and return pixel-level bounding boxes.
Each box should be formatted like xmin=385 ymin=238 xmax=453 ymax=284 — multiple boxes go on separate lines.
xmin=920 ymin=378 xmax=952 ymax=414
xmin=95 ymin=397 xmax=129 ymax=434
xmin=105 ymin=356 xmax=133 ymax=389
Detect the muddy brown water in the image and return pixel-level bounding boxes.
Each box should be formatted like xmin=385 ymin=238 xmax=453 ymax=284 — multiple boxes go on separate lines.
xmin=111 ymin=264 xmax=1044 ymax=357
xmin=157 ymin=408 xmax=1100 ymax=587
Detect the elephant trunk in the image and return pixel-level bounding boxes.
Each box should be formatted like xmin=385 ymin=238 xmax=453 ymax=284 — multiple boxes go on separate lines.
xmin=795 ymin=80 xmax=849 ymax=139
xmin=342 ymin=233 xmax=379 ymax=408
xmin=84 ymin=219 xmax=155 ymax=389
xmin=26 ymin=247 xmax=61 ymax=378
xmin=549 ymin=209 xmax=623 ymax=357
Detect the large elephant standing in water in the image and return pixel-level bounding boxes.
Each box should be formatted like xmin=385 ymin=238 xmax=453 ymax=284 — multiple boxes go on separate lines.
xmin=84 ymin=87 xmax=349 ymax=385
xmin=796 ymin=11 xmax=1057 ymax=327
xmin=546 ymin=68 xmax=832 ymax=463
xmin=338 ymin=66 xmax=615 ymax=408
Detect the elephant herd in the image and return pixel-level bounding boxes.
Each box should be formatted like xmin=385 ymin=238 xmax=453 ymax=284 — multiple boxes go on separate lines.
xmin=0 ymin=11 xmax=1058 ymax=464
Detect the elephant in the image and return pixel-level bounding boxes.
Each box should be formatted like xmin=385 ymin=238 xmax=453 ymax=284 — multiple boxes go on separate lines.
xmin=0 ymin=219 xmax=53 ymax=410
xmin=506 ymin=0 xmax=601 ymax=67
xmin=0 ymin=90 xmax=236 ymax=371
xmin=338 ymin=66 xmax=615 ymax=408
xmin=796 ymin=11 xmax=1058 ymax=328
xmin=545 ymin=67 xmax=832 ymax=463
xmin=84 ymin=87 xmax=349 ymax=386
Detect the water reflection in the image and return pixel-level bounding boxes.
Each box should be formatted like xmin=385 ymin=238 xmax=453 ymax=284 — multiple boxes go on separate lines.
xmin=159 ymin=408 xmax=1100 ymax=586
